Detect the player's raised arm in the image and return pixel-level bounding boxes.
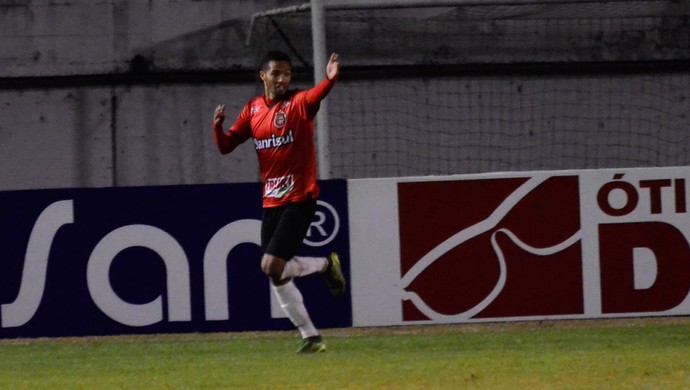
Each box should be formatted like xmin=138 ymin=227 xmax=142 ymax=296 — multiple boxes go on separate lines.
xmin=305 ymin=53 xmax=340 ymax=106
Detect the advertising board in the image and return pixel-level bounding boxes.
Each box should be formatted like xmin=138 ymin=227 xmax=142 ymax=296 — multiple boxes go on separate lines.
xmin=0 ymin=180 xmax=350 ymax=337
xmin=349 ymin=167 xmax=690 ymax=326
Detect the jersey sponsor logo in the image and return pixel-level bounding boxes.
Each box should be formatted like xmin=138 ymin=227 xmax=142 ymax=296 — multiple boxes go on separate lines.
xmin=264 ymin=175 xmax=295 ymax=198
xmin=254 ymin=129 xmax=294 ymax=151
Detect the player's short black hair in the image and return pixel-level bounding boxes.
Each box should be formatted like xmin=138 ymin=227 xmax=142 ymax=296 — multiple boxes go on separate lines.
xmin=261 ymin=50 xmax=292 ymax=71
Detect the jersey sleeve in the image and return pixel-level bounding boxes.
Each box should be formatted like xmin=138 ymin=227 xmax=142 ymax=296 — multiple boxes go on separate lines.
xmin=304 ymin=77 xmax=335 ymax=119
xmin=214 ymin=102 xmax=252 ymax=154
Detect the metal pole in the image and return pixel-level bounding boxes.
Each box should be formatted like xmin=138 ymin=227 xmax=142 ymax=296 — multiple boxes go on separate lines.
xmin=311 ymin=0 xmax=331 ymax=179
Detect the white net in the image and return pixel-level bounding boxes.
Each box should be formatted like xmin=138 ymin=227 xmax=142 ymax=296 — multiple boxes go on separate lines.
xmin=327 ymin=73 xmax=690 ymax=178
xmin=246 ymin=0 xmax=690 ymax=178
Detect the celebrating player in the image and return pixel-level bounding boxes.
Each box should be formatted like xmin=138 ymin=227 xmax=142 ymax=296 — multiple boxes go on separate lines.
xmin=212 ymin=50 xmax=345 ymax=354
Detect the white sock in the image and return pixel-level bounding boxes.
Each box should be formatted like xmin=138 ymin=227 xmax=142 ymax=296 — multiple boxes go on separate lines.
xmin=271 ymin=280 xmax=319 ymax=339
xmin=281 ymin=256 xmax=328 ymax=280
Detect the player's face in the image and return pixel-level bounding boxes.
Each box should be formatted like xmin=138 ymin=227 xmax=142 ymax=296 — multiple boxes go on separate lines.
xmin=260 ymin=60 xmax=292 ymax=100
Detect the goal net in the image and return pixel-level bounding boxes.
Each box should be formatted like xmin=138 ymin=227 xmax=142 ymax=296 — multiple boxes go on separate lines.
xmin=247 ymin=0 xmax=690 ymax=178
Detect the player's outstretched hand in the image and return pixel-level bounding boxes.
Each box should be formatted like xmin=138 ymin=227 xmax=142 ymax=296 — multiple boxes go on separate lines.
xmin=214 ymin=104 xmax=225 ymax=128
xmin=326 ymin=53 xmax=340 ymax=81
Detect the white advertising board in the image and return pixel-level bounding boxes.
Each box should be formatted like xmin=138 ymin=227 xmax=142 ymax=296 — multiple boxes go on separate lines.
xmin=349 ymin=167 xmax=690 ymax=326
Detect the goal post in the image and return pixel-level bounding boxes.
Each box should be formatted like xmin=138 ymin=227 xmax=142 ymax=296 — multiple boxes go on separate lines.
xmin=311 ymin=0 xmax=331 ymax=180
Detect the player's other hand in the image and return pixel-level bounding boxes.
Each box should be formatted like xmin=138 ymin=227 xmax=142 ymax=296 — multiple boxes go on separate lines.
xmin=326 ymin=53 xmax=340 ymax=81
xmin=214 ymin=104 xmax=226 ymax=127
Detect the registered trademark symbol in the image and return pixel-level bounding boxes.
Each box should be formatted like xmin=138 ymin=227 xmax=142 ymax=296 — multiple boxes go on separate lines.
xmin=304 ymin=200 xmax=340 ymax=247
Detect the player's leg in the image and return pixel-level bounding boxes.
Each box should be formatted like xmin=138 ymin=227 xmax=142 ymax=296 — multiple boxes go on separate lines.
xmin=264 ymin=200 xmax=328 ymax=280
xmin=261 ymin=201 xmax=325 ymax=353
xmin=269 ymin=252 xmax=345 ymax=298
xmin=272 ymin=202 xmax=346 ymax=297
xmin=281 ymin=255 xmax=327 ymax=278
xmin=263 ymin=254 xmax=324 ymax=353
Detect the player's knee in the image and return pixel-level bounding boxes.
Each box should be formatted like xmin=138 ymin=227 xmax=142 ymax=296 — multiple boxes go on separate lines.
xmin=264 ymin=266 xmax=283 ymax=281
xmin=261 ymin=255 xmax=285 ymax=280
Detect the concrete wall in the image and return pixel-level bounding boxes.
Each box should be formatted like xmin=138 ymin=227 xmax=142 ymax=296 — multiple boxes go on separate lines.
xmin=1 ymin=0 xmax=282 ymax=77
xmin=0 ymin=0 xmax=288 ymax=189
xmin=4 ymin=73 xmax=689 ymax=191
xmin=2 ymin=1 xmax=690 ymax=191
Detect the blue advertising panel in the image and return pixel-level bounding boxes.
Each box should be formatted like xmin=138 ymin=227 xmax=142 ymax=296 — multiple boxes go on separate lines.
xmin=0 ymin=180 xmax=351 ymax=338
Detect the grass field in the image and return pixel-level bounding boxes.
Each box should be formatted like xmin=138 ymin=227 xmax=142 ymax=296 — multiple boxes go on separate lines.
xmin=0 ymin=317 xmax=688 ymax=389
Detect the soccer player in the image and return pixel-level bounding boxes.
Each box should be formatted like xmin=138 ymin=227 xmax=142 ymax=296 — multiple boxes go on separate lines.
xmin=212 ymin=50 xmax=346 ymax=354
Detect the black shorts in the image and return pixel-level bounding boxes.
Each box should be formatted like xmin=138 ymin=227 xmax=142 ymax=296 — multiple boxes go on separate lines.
xmin=261 ymin=199 xmax=317 ymax=260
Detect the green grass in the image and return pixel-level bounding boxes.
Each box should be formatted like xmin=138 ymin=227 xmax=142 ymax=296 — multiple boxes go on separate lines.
xmin=0 ymin=319 xmax=688 ymax=389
